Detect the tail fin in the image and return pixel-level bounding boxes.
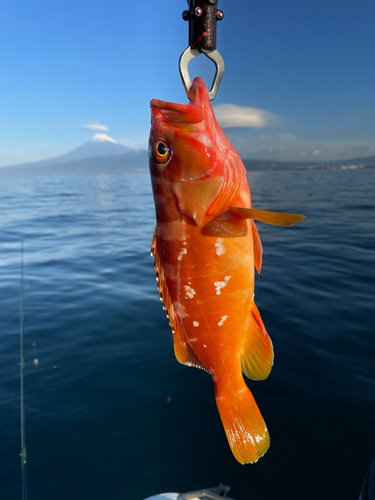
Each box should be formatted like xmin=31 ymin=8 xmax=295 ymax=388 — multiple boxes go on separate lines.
xmin=215 ymin=384 xmax=269 ymax=464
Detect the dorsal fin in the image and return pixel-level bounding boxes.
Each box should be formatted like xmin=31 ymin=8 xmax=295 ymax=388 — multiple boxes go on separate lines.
xmin=151 ymin=231 xmax=207 ymax=372
xmin=241 ymin=299 xmax=273 ymax=381
xmin=252 ymin=221 xmax=263 ymax=274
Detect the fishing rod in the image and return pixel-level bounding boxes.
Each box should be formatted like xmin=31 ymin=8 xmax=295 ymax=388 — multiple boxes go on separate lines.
xmin=179 ymin=0 xmax=224 ymax=100
xmin=19 ymin=241 xmax=28 ymax=500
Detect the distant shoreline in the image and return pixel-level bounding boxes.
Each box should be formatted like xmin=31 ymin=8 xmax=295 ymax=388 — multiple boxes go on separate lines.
xmin=0 ymin=156 xmax=374 ymax=178
xmin=243 ymin=161 xmax=375 ymax=172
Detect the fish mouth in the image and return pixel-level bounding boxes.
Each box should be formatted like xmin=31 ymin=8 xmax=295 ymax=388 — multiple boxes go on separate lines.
xmin=150 ymin=99 xmax=204 ymax=126
xmin=150 ymin=78 xmax=210 ymax=126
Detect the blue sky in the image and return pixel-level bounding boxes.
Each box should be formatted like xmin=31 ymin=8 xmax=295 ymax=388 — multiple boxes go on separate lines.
xmin=1 ymin=0 xmax=374 ymax=166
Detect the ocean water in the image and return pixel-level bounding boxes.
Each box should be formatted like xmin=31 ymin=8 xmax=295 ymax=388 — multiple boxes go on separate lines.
xmin=0 ymin=168 xmax=374 ymax=500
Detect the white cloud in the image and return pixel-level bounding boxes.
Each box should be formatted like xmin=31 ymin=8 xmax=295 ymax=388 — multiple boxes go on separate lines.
xmin=79 ymin=123 xmax=109 ymax=131
xmin=213 ymin=104 xmax=277 ymax=128
xmin=312 ymin=149 xmax=321 ymax=156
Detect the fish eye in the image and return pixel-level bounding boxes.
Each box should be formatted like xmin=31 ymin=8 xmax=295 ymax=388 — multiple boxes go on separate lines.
xmin=157 ymin=142 xmax=167 ymax=155
xmin=150 ymin=139 xmax=172 ymax=165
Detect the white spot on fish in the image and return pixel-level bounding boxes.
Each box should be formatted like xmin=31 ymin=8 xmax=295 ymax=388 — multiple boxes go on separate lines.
xmin=193 ymin=321 xmax=199 ymax=327
xmin=203 ymin=344 xmax=207 ymax=348
xmin=173 ymin=302 xmax=189 ymax=318
xmin=177 ymin=248 xmax=187 ymax=261
xmin=215 ymin=238 xmax=225 ymax=256
xmin=184 ymin=285 xmax=196 ymax=299
xmin=218 ymin=315 xmax=228 ymax=326
xmin=214 ymin=276 xmax=231 ymax=295
xmin=190 ymin=337 xmax=197 ymax=342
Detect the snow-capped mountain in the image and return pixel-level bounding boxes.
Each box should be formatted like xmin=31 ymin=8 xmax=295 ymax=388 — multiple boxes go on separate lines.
xmin=0 ymin=134 xmax=148 ymax=176
xmin=50 ymin=134 xmax=133 ymax=164
xmin=25 ymin=134 xmax=134 ymax=167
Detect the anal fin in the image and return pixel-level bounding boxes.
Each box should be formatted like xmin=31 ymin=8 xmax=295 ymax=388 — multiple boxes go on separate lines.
xmin=241 ymin=299 xmax=273 ymax=380
xmin=151 ymin=230 xmax=207 ymax=372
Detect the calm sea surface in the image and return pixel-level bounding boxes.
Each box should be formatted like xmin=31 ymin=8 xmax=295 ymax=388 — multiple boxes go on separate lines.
xmin=0 ymin=168 xmax=374 ymax=500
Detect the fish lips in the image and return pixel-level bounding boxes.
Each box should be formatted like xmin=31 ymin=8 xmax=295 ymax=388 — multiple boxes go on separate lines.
xmin=150 ymin=99 xmax=204 ymax=126
xmin=150 ymin=76 xmax=210 ymax=124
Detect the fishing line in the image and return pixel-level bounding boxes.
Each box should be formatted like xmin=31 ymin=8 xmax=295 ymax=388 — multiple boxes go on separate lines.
xmin=19 ymin=240 xmax=28 ymax=500
xmin=7 ymin=359 xmax=16 ymax=500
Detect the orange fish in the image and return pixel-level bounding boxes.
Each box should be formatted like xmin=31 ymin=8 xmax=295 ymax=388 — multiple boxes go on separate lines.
xmin=149 ymin=77 xmax=304 ymax=464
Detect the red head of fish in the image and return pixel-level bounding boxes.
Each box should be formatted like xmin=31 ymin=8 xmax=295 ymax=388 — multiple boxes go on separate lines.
xmin=149 ymin=77 xmax=250 ymax=227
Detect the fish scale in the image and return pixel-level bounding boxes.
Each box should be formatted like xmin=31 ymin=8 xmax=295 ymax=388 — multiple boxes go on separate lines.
xmin=149 ymin=77 xmax=304 ymax=464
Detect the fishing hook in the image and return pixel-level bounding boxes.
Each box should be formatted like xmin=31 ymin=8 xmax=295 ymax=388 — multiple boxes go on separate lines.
xmin=179 ymin=0 xmax=224 ymax=101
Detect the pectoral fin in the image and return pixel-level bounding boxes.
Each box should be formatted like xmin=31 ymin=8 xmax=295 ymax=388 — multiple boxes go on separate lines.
xmin=151 ymin=230 xmax=207 ymax=372
xmin=229 ymin=207 xmax=305 ymax=226
xmin=241 ymin=300 xmax=273 ymax=381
